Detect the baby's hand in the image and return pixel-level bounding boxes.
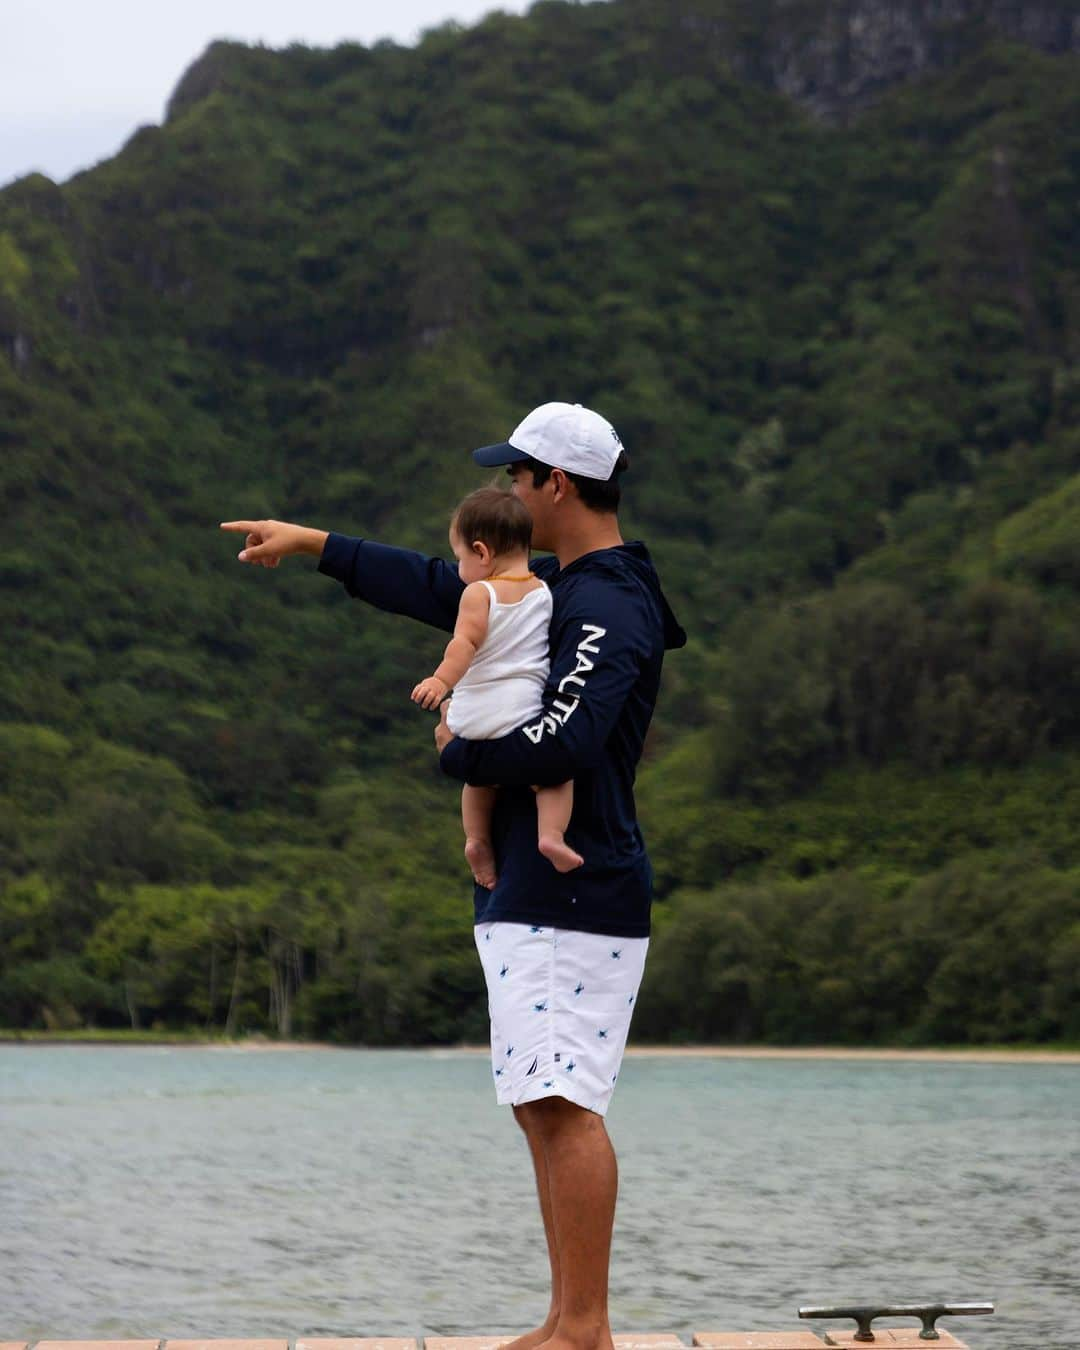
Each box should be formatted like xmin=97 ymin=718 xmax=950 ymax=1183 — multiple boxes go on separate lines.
xmin=412 ymin=676 xmax=450 ymax=710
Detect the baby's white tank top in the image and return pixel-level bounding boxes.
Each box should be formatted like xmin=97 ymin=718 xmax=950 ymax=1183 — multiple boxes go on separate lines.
xmin=445 ymin=579 xmax=553 ymax=741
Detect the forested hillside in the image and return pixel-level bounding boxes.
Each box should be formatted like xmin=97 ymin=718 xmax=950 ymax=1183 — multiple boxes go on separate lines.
xmin=2 ymin=0 xmax=1078 ymax=1044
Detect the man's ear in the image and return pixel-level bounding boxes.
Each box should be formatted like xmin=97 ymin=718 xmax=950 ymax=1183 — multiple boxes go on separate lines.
xmin=550 ymin=467 xmax=571 ymax=502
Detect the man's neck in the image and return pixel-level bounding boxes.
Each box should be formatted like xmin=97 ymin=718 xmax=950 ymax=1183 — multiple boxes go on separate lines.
xmin=554 ymin=517 xmax=625 ymax=570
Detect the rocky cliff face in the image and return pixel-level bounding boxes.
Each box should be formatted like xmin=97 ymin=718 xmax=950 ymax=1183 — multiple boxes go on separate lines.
xmin=693 ymin=0 xmax=1080 ymax=121
xmin=165 ymin=41 xmax=243 ymax=123
xmin=165 ymin=2 xmax=1078 ymax=128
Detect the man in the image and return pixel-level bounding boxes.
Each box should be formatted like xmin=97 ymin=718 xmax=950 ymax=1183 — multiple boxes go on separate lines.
xmin=221 ymin=401 xmax=686 ymax=1350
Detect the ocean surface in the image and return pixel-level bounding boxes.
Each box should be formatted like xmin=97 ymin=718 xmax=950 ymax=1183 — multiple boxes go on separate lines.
xmin=1 ymin=1046 xmax=1078 ymax=1350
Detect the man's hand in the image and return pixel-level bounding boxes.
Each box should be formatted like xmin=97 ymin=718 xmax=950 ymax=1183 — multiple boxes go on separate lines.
xmin=412 ymin=675 xmax=450 ymax=711
xmin=219 ymin=519 xmax=328 ymax=566
xmin=434 ymin=698 xmax=454 ymax=753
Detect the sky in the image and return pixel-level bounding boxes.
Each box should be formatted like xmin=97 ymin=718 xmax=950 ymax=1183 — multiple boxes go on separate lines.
xmin=2 ymin=0 xmax=539 ymax=189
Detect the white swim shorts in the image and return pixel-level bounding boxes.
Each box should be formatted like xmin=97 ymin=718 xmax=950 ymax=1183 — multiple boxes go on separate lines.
xmin=474 ymin=920 xmax=649 ymax=1116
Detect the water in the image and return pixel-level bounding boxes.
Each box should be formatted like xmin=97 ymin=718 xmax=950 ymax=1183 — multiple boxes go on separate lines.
xmin=1 ymin=1047 xmax=1078 ymax=1350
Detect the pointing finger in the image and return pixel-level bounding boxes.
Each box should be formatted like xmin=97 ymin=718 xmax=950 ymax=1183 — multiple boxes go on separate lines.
xmin=220 ymin=521 xmax=261 ymax=533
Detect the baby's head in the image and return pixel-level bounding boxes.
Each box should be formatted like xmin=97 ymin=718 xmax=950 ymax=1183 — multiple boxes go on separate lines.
xmin=450 ymin=486 xmax=533 ymax=583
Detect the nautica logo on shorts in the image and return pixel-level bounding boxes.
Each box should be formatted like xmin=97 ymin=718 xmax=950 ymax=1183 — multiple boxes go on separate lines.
xmin=523 ymin=624 xmax=607 ymax=743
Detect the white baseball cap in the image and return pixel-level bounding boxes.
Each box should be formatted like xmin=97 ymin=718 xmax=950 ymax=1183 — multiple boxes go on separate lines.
xmin=473 ymin=402 xmax=624 ymax=481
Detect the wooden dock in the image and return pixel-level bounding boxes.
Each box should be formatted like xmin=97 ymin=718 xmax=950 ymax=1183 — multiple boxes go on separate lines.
xmin=0 ymin=1329 xmax=974 ymax=1349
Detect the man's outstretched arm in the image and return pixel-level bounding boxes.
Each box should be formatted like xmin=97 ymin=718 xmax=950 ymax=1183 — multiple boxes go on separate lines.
xmin=317 ymin=533 xmax=465 ymax=633
xmin=220 ymin=519 xmax=464 ymax=633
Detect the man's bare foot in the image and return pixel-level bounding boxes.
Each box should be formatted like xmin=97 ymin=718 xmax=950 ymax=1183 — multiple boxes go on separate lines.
xmin=465 ymin=836 xmax=497 ymax=889
xmin=498 ymin=1319 xmax=559 ymax=1350
xmin=533 ymin=1332 xmax=613 ymax=1350
xmin=538 ymin=832 xmax=585 ymax=873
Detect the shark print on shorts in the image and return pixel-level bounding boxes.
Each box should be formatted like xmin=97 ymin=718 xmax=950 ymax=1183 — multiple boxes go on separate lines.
xmin=474 ymin=920 xmax=649 ymax=1117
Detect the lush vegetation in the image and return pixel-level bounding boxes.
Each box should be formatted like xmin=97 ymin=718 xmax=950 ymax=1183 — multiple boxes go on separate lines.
xmin=2 ymin=1 xmax=1078 ymax=1044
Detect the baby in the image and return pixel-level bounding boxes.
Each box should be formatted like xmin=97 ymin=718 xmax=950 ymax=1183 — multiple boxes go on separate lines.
xmin=411 ymin=485 xmax=583 ymax=889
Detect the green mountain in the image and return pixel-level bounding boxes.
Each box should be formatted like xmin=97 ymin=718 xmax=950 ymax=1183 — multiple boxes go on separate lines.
xmin=2 ymin=0 xmax=1078 ymax=1045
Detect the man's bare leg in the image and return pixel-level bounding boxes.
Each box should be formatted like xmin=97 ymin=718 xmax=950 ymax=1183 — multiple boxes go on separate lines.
xmin=517 ymin=1096 xmax=618 ymax=1350
xmin=500 ymin=1105 xmax=563 ymax=1350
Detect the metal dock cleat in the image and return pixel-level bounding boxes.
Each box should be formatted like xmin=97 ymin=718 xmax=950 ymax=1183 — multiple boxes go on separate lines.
xmin=797 ymin=1299 xmax=994 ymax=1343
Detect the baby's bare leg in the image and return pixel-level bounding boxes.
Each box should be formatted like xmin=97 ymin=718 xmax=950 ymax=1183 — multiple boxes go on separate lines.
xmin=462 ymin=784 xmax=499 ymax=889
xmin=534 ymin=781 xmax=584 ymax=873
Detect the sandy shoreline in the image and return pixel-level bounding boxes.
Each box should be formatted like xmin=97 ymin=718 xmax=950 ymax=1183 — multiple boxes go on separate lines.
xmin=4 ymin=1036 xmax=1079 ymax=1062
xmin=631 ymin=1045 xmax=1080 ymax=1063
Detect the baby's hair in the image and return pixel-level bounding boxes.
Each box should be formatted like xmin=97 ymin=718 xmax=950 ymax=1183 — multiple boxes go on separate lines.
xmin=451 ymin=485 xmax=533 ymax=557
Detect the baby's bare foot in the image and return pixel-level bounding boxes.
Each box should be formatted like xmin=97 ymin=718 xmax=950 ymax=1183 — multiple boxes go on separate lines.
xmin=538 ymin=833 xmax=584 ymax=873
xmin=465 ymin=837 xmax=498 ymax=889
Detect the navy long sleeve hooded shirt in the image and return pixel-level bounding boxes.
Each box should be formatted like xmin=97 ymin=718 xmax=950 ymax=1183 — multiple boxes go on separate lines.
xmin=318 ymin=533 xmax=687 ymax=938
